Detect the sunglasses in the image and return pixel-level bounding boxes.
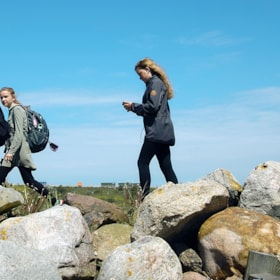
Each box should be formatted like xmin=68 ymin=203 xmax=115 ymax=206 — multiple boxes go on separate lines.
xmin=49 ymin=142 xmax=59 ymax=152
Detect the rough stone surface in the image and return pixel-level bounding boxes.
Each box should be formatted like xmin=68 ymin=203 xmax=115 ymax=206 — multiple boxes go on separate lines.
xmin=0 ymin=240 xmax=62 ymax=280
xmin=93 ymin=223 xmax=132 ymax=261
xmin=131 ymin=181 xmax=229 ymax=242
xmin=65 ymin=192 xmax=128 ymax=229
xmin=199 ymin=168 xmax=242 ymax=206
xmin=225 ymin=276 xmax=243 ymax=280
xmin=97 ymin=236 xmax=183 ymax=280
xmin=198 ymin=207 xmax=280 ymax=279
xmin=183 ymin=271 xmax=208 ymax=280
xmin=0 ymin=205 xmax=96 ymax=279
xmin=0 ymin=186 xmax=24 ymax=214
xmin=179 ymin=248 xmax=203 ymax=273
xmin=239 ymin=161 xmax=280 ymax=219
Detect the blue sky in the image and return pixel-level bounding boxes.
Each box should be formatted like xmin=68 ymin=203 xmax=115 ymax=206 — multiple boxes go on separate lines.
xmin=1 ymin=0 xmax=279 ymax=187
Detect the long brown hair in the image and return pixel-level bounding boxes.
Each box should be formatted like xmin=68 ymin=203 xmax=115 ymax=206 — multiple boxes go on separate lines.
xmin=135 ymin=58 xmax=174 ymax=99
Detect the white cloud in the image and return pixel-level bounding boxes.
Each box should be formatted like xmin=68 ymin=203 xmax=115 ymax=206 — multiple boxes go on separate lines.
xmin=18 ymin=89 xmax=139 ymax=107
xmin=178 ymin=30 xmax=251 ymax=47
xmin=172 ymin=86 xmax=280 ymax=184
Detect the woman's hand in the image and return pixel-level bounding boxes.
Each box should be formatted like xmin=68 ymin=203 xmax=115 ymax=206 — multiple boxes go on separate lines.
xmin=122 ymin=101 xmax=132 ymax=112
xmin=5 ymin=153 xmax=13 ymax=161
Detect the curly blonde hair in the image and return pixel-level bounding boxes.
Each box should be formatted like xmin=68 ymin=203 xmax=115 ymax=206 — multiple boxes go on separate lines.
xmin=135 ymin=58 xmax=174 ymax=99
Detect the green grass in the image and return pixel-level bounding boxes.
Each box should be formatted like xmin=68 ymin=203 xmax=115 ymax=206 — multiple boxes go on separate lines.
xmin=53 ymin=185 xmax=143 ymax=225
xmin=53 ymin=186 xmax=134 ymax=207
xmin=5 ymin=184 xmax=155 ymax=224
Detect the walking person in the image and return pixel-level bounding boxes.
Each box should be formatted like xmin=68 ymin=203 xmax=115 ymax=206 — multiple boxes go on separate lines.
xmin=0 ymin=87 xmax=56 ymax=205
xmin=122 ymin=58 xmax=178 ymax=200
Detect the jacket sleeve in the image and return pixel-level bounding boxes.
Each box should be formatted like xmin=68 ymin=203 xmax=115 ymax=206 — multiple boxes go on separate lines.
xmin=7 ymin=107 xmax=25 ymax=155
xmin=131 ymin=77 xmax=164 ymax=116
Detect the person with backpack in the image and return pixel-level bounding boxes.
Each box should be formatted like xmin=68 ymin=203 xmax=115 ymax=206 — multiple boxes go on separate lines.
xmin=122 ymin=58 xmax=178 ymax=201
xmin=0 ymin=87 xmax=56 ymax=205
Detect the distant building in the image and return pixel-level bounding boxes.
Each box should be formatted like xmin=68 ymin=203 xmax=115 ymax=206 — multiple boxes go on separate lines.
xmin=100 ymin=182 xmax=116 ymax=188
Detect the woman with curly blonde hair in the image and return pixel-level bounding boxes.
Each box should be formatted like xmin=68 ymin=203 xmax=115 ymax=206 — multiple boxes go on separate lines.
xmin=123 ymin=58 xmax=178 ymax=200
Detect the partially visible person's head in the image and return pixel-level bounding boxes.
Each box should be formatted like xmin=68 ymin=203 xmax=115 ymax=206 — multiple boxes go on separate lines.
xmin=135 ymin=58 xmax=155 ymax=71
xmin=0 ymin=87 xmax=20 ymax=108
xmin=135 ymin=58 xmax=174 ymax=99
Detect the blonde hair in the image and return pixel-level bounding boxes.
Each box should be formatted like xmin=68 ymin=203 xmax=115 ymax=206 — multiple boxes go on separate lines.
xmin=135 ymin=58 xmax=174 ymax=99
xmin=0 ymin=87 xmax=21 ymax=104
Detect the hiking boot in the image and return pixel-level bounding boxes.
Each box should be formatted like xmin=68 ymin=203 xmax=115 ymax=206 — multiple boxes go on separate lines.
xmin=51 ymin=197 xmax=57 ymax=206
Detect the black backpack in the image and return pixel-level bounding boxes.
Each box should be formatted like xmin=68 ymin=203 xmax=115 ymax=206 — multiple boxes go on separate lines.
xmin=24 ymin=106 xmax=50 ymax=153
xmin=0 ymin=107 xmax=10 ymax=146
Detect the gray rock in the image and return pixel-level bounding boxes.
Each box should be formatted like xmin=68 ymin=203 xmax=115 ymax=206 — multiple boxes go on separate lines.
xmin=0 ymin=240 xmax=62 ymax=280
xmin=179 ymin=248 xmax=203 ymax=273
xmin=97 ymin=235 xmax=183 ymax=280
xmin=0 ymin=205 xmax=96 ymax=279
xmin=199 ymin=168 xmax=242 ymax=206
xmin=0 ymin=186 xmax=24 ymax=214
xmin=131 ymin=181 xmax=229 ymax=242
xmin=239 ymin=161 xmax=280 ymax=219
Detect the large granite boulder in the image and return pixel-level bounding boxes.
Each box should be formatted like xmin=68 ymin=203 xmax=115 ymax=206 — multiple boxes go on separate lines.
xmin=131 ymin=180 xmax=229 ymax=243
xmin=198 ymin=207 xmax=280 ymax=279
xmin=97 ymin=236 xmax=183 ymax=280
xmin=0 ymin=240 xmax=62 ymax=280
xmin=0 ymin=205 xmax=96 ymax=279
xmin=239 ymin=161 xmax=280 ymax=219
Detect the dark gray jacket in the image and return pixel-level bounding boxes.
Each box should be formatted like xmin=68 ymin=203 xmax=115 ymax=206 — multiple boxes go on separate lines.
xmin=131 ymin=75 xmax=175 ymax=146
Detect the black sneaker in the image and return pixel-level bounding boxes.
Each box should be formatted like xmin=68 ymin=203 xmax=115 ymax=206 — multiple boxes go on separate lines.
xmin=50 ymin=196 xmax=64 ymax=206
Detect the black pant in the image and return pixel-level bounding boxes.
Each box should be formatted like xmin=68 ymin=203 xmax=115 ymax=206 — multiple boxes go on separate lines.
xmin=137 ymin=140 xmax=178 ymax=199
xmin=0 ymin=166 xmax=48 ymax=196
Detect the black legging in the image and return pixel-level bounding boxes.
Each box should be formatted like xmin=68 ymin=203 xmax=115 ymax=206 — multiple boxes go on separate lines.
xmin=137 ymin=140 xmax=178 ymax=199
xmin=0 ymin=166 xmax=48 ymax=197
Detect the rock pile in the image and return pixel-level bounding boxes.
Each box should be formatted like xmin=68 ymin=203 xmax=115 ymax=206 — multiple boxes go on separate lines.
xmin=0 ymin=160 xmax=279 ymax=280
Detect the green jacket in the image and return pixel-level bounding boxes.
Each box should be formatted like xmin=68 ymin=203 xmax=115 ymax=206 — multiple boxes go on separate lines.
xmin=2 ymin=104 xmax=36 ymax=170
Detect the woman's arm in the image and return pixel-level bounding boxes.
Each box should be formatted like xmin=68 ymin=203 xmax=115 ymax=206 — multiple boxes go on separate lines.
xmin=6 ymin=106 xmax=25 ymax=157
xmin=125 ymin=77 xmax=165 ymax=116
